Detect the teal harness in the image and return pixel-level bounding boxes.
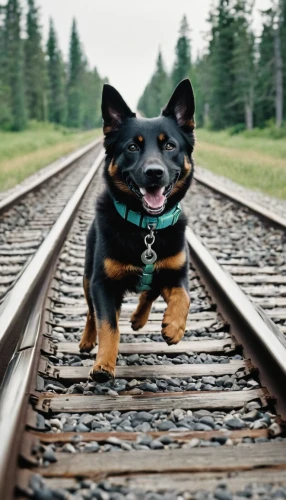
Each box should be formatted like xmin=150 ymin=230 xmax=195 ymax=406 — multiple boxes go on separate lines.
xmin=113 ymin=200 xmax=181 ymax=230
xmin=113 ymin=200 xmax=182 ymax=292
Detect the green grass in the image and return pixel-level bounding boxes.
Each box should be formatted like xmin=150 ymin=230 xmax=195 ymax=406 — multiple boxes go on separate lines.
xmin=195 ymin=129 xmax=286 ymax=199
xmin=2 ymin=123 xmax=285 ymax=199
xmin=0 ymin=122 xmax=101 ymax=192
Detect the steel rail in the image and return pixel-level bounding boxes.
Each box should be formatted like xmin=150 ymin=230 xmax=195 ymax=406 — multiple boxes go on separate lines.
xmin=0 ymin=136 xmax=102 ymax=215
xmin=0 ymin=148 xmax=104 ymax=499
xmin=1 ymin=182 xmax=286 ymax=496
xmin=0 ymin=298 xmax=44 ymax=500
xmin=186 ymin=226 xmax=286 ymax=417
xmin=0 ymin=148 xmax=105 ymax=380
xmin=194 ymin=172 xmax=286 ymax=231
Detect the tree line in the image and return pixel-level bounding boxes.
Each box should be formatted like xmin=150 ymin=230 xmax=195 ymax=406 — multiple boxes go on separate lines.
xmin=0 ymin=0 xmax=106 ymax=131
xmin=138 ymin=1 xmax=286 ymax=131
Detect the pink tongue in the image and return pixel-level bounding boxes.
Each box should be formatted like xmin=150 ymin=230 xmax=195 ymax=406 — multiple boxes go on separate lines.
xmin=144 ymin=187 xmax=166 ymax=209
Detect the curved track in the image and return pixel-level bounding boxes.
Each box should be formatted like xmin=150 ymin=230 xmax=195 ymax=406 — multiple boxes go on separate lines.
xmin=0 ymin=157 xmax=285 ymax=500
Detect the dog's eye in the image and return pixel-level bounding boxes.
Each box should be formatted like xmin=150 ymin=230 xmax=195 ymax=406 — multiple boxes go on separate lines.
xmin=128 ymin=144 xmax=139 ymax=152
xmin=165 ymin=142 xmax=175 ymax=151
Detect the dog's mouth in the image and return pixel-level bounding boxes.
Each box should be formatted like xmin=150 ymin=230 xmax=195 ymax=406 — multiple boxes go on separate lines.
xmin=125 ymin=176 xmax=178 ymax=215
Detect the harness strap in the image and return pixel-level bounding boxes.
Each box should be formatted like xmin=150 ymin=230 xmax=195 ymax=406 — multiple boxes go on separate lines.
xmin=137 ymin=263 xmax=155 ymax=292
xmin=113 ymin=199 xmax=182 ymax=292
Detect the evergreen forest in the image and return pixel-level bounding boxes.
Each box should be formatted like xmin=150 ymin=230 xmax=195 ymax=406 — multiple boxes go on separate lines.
xmin=1 ymin=0 xmax=285 ymax=134
xmin=138 ymin=1 xmax=286 ymax=132
xmin=0 ymin=0 xmax=107 ymax=131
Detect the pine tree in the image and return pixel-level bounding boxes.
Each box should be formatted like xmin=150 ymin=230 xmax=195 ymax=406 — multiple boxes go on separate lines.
xmin=273 ymin=0 xmax=283 ymax=127
xmin=0 ymin=5 xmax=12 ymax=129
xmin=81 ymin=64 xmax=106 ymax=129
xmin=207 ymin=0 xmax=241 ymax=129
xmin=172 ymin=15 xmax=192 ymax=87
xmin=232 ymin=0 xmax=256 ymax=129
xmin=4 ymin=0 xmax=27 ymax=130
xmin=67 ymin=18 xmax=83 ymax=128
xmin=137 ymin=82 xmax=152 ymax=117
xmin=255 ymin=8 xmax=275 ymax=125
xmin=46 ymin=19 xmax=66 ymax=124
xmin=24 ymin=0 xmax=47 ymax=121
xmin=138 ymin=50 xmax=170 ymax=117
xmin=190 ymin=55 xmax=210 ymax=128
xmin=279 ymin=0 xmax=286 ymax=121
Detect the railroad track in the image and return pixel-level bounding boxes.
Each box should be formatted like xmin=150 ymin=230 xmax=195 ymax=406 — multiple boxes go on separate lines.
xmin=0 ymin=148 xmax=286 ymax=499
xmin=0 ymin=138 xmax=102 ymax=379
xmin=0 ymin=138 xmax=101 ymax=306
xmin=191 ymin=173 xmax=286 ymax=339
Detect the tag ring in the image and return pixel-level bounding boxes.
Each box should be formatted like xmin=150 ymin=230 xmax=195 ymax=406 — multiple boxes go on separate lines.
xmin=141 ymin=249 xmax=157 ymax=265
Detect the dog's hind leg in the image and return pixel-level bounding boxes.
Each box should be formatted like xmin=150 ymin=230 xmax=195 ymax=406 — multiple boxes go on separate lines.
xmin=79 ymin=224 xmax=97 ymax=353
xmin=130 ymin=290 xmax=159 ymax=331
xmin=79 ymin=277 xmax=97 ymax=352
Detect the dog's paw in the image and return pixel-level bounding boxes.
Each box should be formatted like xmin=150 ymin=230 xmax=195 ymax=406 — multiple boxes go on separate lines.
xmin=130 ymin=312 xmax=146 ymax=331
xmin=79 ymin=338 xmax=96 ymax=353
xmin=161 ymin=318 xmax=185 ymax=345
xmin=89 ymin=363 xmax=115 ymax=383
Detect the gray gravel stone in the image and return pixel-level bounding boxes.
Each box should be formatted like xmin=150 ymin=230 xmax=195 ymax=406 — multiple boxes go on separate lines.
xmin=225 ymin=418 xmax=246 ymax=430
xmin=214 ymin=488 xmax=233 ymax=500
xmin=134 ymin=411 xmax=153 ymax=422
xmin=85 ymin=443 xmax=100 ymax=453
xmin=42 ymin=449 xmax=57 ymax=463
xmin=76 ymin=423 xmax=90 ymax=432
xmin=194 ymin=423 xmax=213 ymax=431
xmin=142 ymin=383 xmax=159 ymax=392
xmin=62 ymin=443 xmax=76 ymax=453
xmin=150 ymin=440 xmax=164 ymax=450
xmin=200 ymin=416 xmax=215 ymax=429
xmin=157 ymin=421 xmax=177 ymax=431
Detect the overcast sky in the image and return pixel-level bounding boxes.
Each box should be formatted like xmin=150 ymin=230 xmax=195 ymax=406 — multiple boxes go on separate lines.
xmin=36 ymin=0 xmax=271 ymax=109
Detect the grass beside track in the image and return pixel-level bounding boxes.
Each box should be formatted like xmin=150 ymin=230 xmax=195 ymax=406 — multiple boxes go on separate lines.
xmin=195 ymin=129 xmax=286 ymax=199
xmin=0 ymin=122 xmax=101 ymax=192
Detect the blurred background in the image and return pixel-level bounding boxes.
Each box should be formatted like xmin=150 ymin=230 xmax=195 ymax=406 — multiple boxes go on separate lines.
xmin=0 ymin=0 xmax=285 ymax=198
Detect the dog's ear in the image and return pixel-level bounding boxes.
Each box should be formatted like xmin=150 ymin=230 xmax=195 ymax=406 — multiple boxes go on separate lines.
xmin=162 ymin=79 xmax=195 ymax=129
xmin=102 ymin=84 xmax=136 ymax=134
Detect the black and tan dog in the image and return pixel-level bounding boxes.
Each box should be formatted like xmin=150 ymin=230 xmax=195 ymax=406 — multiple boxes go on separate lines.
xmin=79 ymin=79 xmax=195 ymax=382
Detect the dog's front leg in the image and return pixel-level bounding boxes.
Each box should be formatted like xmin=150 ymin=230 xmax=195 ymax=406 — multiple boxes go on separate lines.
xmin=89 ymin=281 xmax=121 ymax=383
xmin=161 ymin=286 xmax=190 ymax=345
xmin=130 ymin=290 xmax=159 ymax=331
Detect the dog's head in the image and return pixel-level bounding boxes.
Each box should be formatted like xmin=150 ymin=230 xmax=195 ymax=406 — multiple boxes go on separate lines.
xmin=102 ymin=79 xmax=195 ymax=215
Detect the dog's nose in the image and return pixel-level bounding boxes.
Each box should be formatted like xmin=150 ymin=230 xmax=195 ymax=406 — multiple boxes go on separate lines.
xmin=144 ymin=164 xmax=164 ymax=180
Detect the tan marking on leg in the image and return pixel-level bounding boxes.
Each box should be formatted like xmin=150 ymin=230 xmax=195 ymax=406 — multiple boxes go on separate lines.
xmin=130 ymin=291 xmax=156 ymax=331
xmin=161 ymin=287 xmax=190 ymax=345
xmin=90 ymin=319 xmax=120 ymax=381
xmin=155 ymin=250 xmax=186 ymax=271
xmin=79 ymin=277 xmax=97 ymax=353
xmin=104 ymin=258 xmax=141 ymax=280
